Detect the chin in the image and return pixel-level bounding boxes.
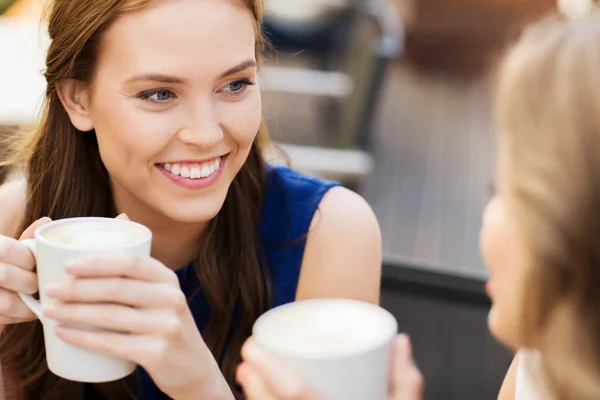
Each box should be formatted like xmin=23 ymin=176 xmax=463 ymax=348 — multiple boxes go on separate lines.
xmin=149 ymin=190 xmax=227 ymax=225
xmin=167 ymin=209 xmax=220 ymax=224
xmin=487 ymin=306 xmax=520 ymax=351
xmin=166 ymin=201 xmax=223 ymax=224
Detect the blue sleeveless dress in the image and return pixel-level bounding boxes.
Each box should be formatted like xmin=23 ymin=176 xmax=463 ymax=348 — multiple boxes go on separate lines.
xmin=138 ymin=165 xmax=340 ymax=399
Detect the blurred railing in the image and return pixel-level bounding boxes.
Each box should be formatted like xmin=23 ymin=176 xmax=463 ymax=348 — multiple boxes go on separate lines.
xmin=262 ymin=0 xmax=404 ymax=185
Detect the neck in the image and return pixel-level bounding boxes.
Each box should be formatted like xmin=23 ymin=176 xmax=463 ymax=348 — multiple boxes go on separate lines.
xmin=147 ymin=219 xmax=206 ymax=270
xmin=112 ymin=193 xmax=206 ymax=270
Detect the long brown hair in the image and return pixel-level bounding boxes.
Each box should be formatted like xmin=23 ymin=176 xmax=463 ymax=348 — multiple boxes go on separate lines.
xmin=496 ymin=13 xmax=600 ymax=399
xmin=0 ymin=0 xmax=271 ymax=398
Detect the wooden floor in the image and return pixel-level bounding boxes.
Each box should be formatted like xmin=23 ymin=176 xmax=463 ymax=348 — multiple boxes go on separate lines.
xmin=363 ymin=64 xmax=494 ymax=274
xmin=265 ymin=62 xmax=495 ymax=276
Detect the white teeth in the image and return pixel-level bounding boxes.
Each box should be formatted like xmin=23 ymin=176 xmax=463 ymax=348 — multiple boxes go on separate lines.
xmin=191 ymin=167 xmax=201 ymax=179
xmin=209 ymin=158 xmax=219 ymax=174
xmin=180 ymin=166 xmax=190 ymax=178
xmin=200 ymin=164 xmax=211 ymax=178
xmin=163 ymin=157 xmax=221 ymax=180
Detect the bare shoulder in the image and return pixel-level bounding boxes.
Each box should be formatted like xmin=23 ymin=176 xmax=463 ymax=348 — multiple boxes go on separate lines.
xmin=310 ymin=186 xmax=380 ymax=231
xmin=0 ymin=179 xmax=27 ymax=238
xmin=296 ymin=186 xmax=382 ymax=303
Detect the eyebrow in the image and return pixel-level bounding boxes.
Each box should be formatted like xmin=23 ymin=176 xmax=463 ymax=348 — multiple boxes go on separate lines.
xmin=219 ymin=60 xmax=257 ymax=78
xmin=125 ymin=60 xmax=257 ymax=85
xmin=125 ymin=74 xmax=184 ymax=85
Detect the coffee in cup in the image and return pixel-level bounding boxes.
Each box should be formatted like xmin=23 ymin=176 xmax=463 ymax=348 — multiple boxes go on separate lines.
xmin=42 ymin=218 xmax=149 ymax=248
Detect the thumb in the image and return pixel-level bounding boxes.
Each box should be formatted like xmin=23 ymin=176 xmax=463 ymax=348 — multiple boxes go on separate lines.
xmin=116 ymin=213 xmax=130 ymax=221
xmin=391 ymin=334 xmax=424 ymax=400
xmin=18 ymin=217 xmax=52 ymax=241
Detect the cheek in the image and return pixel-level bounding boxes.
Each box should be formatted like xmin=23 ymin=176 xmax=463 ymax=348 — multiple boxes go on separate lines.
xmin=92 ymin=98 xmax=175 ymax=169
xmin=480 ymin=203 xmax=505 ymax=277
xmin=222 ymin=92 xmax=262 ymax=149
xmin=480 ymin=201 xmax=530 ymax=349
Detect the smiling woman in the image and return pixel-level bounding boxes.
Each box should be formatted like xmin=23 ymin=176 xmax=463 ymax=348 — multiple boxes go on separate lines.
xmin=0 ymin=0 xmax=381 ymax=399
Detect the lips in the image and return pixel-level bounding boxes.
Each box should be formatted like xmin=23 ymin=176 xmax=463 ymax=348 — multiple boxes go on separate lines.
xmin=156 ymin=155 xmax=227 ymax=190
xmin=485 ymin=280 xmax=494 ymax=298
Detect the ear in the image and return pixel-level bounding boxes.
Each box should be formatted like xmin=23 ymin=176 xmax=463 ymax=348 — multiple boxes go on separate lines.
xmin=56 ymin=79 xmax=94 ymax=132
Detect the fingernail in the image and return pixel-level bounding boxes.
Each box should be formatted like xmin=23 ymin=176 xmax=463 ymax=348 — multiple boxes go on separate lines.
xmin=42 ymin=303 xmax=55 ymax=316
xmin=398 ymin=333 xmax=413 ymax=358
xmin=243 ymin=341 xmax=262 ymax=361
xmin=235 ymin=363 xmax=248 ymax=384
xmin=116 ymin=213 xmax=130 ymax=221
xmin=63 ymin=260 xmax=78 ymax=273
xmin=55 ymin=325 xmax=70 ymax=338
xmin=38 ymin=217 xmax=52 ymax=223
xmin=45 ymin=284 xmax=60 ymax=297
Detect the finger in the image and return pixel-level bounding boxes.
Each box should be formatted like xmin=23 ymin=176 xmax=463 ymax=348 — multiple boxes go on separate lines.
xmin=54 ymin=327 xmax=171 ymax=371
xmin=44 ymin=278 xmax=186 ymax=311
xmin=236 ymin=363 xmax=279 ymax=400
xmin=115 ymin=214 xmax=130 ymax=221
xmin=0 ymin=263 xmax=38 ymax=294
xmin=63 ymin=253 xmax=177 ymax=284
xmin=43 ymin=303 xmax=180 ymax=336
xmin=242 ymin=338 xmax=317 ymax=400
xmin=18 ymin=217 xmax=52 ymax=241
xmin=0 ymin=288 xmax=37 ymax=321
xmin=0 ymin=236 xmax=36 ymax=271
xmin=55 ymin=326 xmax=142 ymax=364
xmin=391 ymin=334 xmax=424 ymax=400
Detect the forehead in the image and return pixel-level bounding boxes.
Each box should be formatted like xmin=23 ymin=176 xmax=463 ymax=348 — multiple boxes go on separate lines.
xmin=97 ymin=0 xmax=256 ymax=79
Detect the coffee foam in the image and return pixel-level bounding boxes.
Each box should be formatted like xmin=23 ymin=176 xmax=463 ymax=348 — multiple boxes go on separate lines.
xmin=254 ymin=299 xmax=397 ymax=358
xmin=42 ymin=220 xmax=147 ymax=248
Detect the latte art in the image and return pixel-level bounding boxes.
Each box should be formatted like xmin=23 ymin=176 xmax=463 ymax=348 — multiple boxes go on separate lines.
xmin=42 ymin=220 xmax=148 ymax=248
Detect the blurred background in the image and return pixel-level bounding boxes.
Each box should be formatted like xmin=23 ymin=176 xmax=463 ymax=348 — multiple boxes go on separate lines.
xmin=0 ymin=0 xmax=557 ymax=398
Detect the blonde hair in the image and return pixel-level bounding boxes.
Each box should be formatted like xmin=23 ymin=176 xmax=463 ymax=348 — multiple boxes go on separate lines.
xmin=496 ymin=14 xmax=600 ymax=399
xmin=558 ymin=0 xmax=600 ymax=19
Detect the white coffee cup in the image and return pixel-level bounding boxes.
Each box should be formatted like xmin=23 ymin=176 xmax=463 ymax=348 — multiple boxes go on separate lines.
xmin=253 ymin=298 xmax=398 ymax=400
xmin=18 ymin=217 xmax=152 ymax=383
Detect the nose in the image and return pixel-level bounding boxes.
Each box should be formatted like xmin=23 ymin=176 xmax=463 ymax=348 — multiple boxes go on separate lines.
xmin=177 ymin=101 xmax=224 ymax=150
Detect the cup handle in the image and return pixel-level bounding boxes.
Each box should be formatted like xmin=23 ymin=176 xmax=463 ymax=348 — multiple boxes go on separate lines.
xmin=18 ymin=239 xmax=43 ymax=322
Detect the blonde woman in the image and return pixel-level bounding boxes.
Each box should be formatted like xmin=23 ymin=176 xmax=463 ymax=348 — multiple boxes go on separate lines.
xmin=491 ymin=8 xmax=600 ymax=400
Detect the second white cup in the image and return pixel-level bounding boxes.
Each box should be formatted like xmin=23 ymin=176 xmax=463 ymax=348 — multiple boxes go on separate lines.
xmin=253 ymin=298 xmax=398 ymax=400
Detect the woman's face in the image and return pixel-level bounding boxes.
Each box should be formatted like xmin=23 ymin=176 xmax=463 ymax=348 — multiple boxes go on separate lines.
xmin=78 ymin=0 xmax=261 ymax=225
xmin=480 ymin=147 xmax=532 ymax=350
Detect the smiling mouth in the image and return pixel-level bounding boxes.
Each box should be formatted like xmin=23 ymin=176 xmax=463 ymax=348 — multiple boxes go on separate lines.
xmin=157 ymin=156 xmax=225 ymax=180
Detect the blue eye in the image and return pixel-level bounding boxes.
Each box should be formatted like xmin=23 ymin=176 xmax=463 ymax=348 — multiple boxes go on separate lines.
xmin=138 ymin=89 xmax=177 ymax=103
xmin=154 ymin=90 xmax=172 ymax=101
xmin=222 ymin=79 xmax=255 ymax=96
xmin=228 ymin=81 xmax=245 ymax=92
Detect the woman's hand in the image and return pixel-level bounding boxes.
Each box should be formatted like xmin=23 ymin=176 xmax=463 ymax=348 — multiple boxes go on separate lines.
xmin=0 ymin=217 xmax=52 ymax=328
xmin=237 ymin=334 xmax=424 ymax=400
xmin=42 ymin=251 xmax=231 ymax=400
